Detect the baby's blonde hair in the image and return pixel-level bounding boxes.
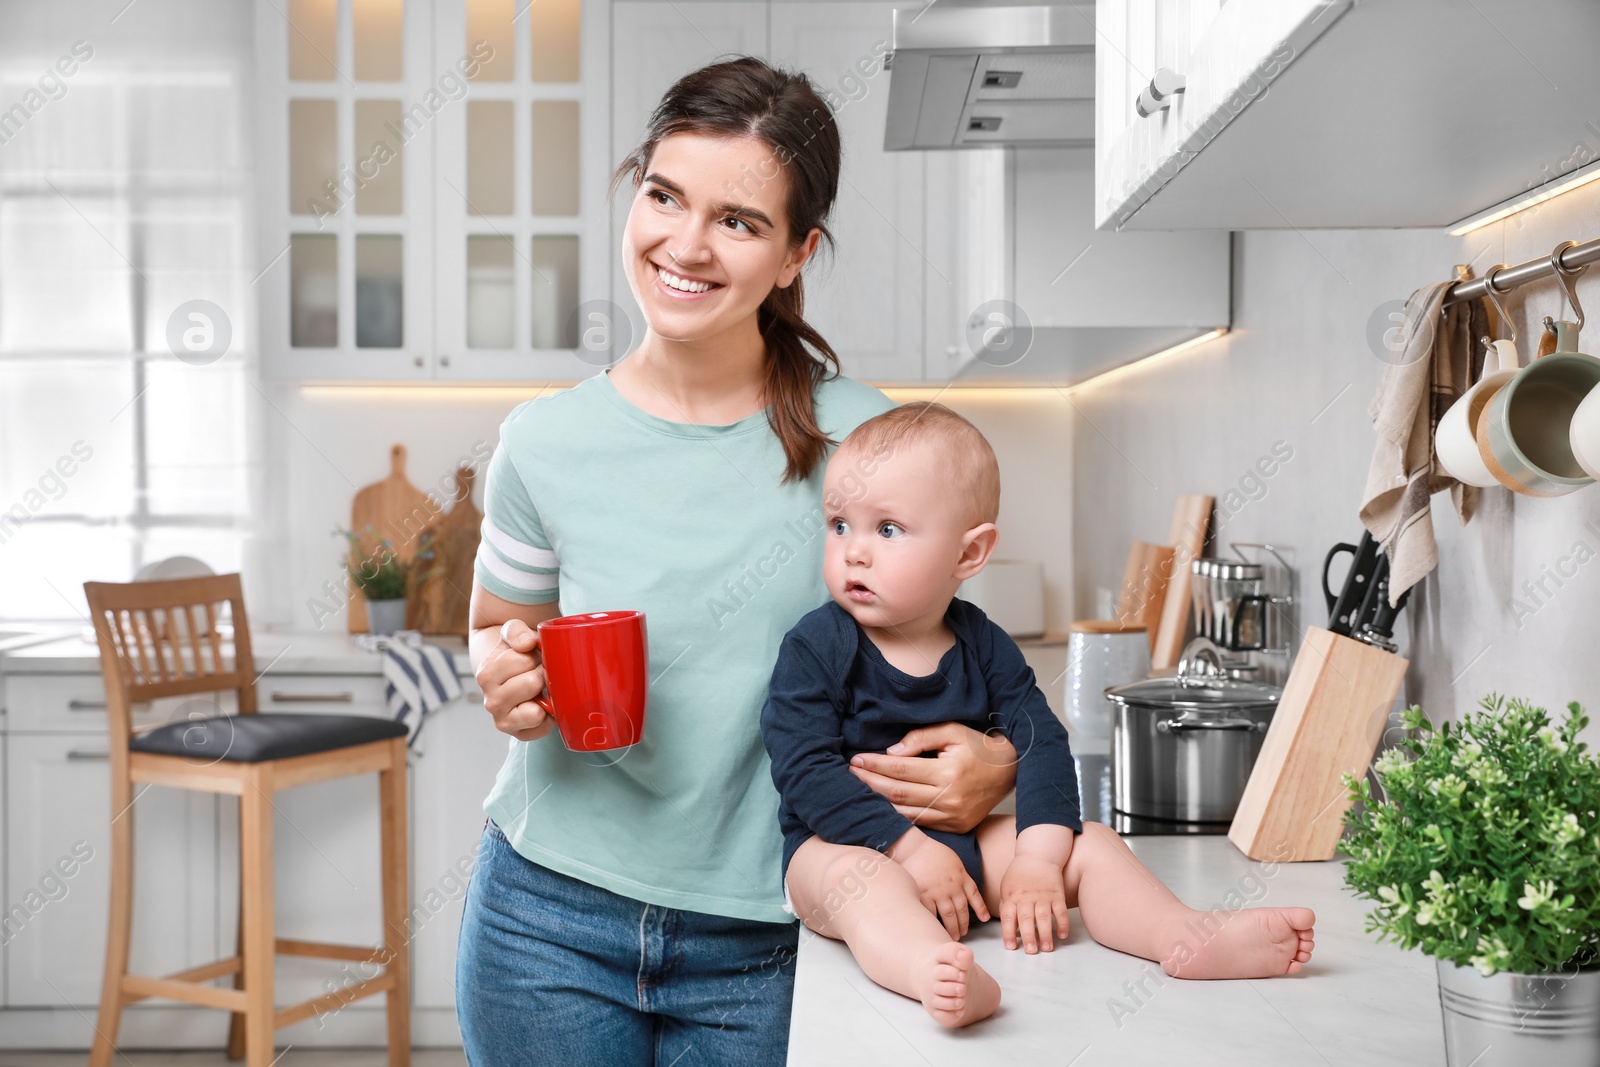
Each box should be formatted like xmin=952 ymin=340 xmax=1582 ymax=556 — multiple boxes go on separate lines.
xmin=840 ymin=402 xmax=1000 ymax=528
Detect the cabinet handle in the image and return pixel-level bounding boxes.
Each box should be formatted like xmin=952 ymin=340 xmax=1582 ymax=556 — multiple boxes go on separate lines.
xmin=67 ymin=750 xmax=111 ymax=761
xmin=1136 ymin=68 xmax=1187 ymax=118
xmin=269 ymin=691 xmax=355 ymax=703
xmin=413 ymin=355 xmax=424 ymax=368
xmin=68 ymin=698 xmax=107 ymax=711
xmin=440 ymin=355 xmax=451 ymax=368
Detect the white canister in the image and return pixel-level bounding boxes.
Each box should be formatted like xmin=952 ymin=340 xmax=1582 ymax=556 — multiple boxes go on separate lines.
xmin=1064 ymin=621 xmax=1151 ymax=745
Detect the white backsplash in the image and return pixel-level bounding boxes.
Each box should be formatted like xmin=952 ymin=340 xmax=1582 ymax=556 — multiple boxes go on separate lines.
xmin=1071 ymin=182 xmax=1600 ymax=731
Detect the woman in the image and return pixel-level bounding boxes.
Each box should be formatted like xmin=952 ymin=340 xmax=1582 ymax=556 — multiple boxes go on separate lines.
xmin=456 ymin=57 xmax=1017 ymax=1066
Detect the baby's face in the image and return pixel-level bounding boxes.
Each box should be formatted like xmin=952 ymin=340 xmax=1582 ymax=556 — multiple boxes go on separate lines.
xmin=821 ymin=439 xmax=981 ymax=631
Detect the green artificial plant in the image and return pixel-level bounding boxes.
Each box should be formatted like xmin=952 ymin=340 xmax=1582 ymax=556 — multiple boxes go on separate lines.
xmin=1340 ymin=695 xmax=1600 ymax=976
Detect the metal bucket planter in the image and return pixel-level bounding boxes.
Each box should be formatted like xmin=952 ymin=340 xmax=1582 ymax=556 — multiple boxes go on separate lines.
xmin=1437 ymin=959 xmax=1600 ymax=1066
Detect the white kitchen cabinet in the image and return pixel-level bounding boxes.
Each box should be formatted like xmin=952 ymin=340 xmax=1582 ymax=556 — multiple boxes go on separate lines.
xmin=433 ymin=0 xmax=615 ymax=380
xmin=256 ymin=0 xmax=611 ymax=382
xmin=767 ymin=3 xmax=925 ymax=382
xmin=1016 ymin=146 xmax=1228 ymax=331
xmin=4 ymin=733 xmax=216 ymax=1011
xmin=1094 ymin=0 xmax=1348 ymax=231
xmin=408 ymin=691 xmax=507 ymax=1013
xmin=1095 ymin=0 xmax=1600 ymax=230
xmin=255 ymin=0 xmax=438 ymax=380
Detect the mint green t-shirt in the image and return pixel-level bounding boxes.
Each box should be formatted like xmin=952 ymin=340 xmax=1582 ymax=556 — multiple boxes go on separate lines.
xmin=474 ymin=366 xmax=895 ymax=923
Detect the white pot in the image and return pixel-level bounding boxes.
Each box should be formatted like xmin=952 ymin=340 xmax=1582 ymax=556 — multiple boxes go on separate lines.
xmin=1064 ymin=621 xmax=1150 ymax=744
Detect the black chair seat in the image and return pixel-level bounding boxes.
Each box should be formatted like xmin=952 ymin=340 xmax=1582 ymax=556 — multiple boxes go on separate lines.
xmin=129 ymin=712 xmax=408 ymax=764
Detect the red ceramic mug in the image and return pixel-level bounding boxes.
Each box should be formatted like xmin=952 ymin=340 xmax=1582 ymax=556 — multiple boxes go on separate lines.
xmin=533 ymin=610 xmax=649 ymax=751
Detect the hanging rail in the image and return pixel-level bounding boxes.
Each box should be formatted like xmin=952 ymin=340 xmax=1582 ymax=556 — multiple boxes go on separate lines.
xmin=1443 ymin=236 xmax=1600 ymax=308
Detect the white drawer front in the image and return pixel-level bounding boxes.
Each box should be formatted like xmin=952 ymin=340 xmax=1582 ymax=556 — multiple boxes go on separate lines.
xmin=257 ymin=673 xmax=389 ymax=715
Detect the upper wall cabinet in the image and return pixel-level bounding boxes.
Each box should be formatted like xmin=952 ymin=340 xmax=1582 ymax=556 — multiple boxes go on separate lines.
xmin=1096 ymin=0 xmax=1600 ymax=231
xmin=255 ymin=0 xmax=610 ymax=380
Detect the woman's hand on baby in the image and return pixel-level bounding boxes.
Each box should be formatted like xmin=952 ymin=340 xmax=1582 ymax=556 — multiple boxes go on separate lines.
xmin=849 ymin=723 xmax=1018 ymax=833
xmin=999 ymin=855 xmax=1071 ymax=954
xmin=475 ymin=620 xmax=557 ymax=742
xmin=891 ymin=829 xmax=989 ymax=940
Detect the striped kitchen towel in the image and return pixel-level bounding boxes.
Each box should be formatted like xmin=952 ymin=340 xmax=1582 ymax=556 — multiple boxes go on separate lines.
xmin=354 ymin=630 xmax=463 ymax=752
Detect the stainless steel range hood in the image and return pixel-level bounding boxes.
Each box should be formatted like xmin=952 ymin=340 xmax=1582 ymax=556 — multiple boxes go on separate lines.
xmin=884 ymin=4 xmax=1094 ymax=150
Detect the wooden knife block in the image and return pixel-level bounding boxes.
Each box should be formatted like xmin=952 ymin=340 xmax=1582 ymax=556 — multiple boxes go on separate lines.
xmin=1228 ymin=626 xmax=1408 ymax=862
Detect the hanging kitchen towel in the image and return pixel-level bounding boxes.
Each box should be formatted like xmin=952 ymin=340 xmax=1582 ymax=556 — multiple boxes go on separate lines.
xmin=355 ymin=629 xmax=464 ymax=752
xmin=1359 ymin=280 xmax=1486 ymax=605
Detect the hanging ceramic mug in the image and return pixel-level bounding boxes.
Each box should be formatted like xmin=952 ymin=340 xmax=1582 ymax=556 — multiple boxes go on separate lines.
xmin=1438 ymin=337 xmax=1520 ymax=487
xmin=1476 ymin=319 xmax=1599 ymax=496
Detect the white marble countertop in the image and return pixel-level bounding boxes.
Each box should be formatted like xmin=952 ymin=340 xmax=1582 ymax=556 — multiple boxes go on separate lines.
xmin=789 ymin=835 xmax=1445 ymax=1066
xmin=0 ymin=628 xmax=473 ymax=676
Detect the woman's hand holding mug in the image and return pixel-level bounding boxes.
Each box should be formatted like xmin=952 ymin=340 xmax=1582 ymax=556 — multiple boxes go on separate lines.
xmin=477 ymin=620 xmax=559 ymax=742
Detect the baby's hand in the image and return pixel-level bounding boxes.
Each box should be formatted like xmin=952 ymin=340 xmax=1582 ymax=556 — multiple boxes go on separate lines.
xmin=894 ymin=832 xmax=989 ymax=940
xmin=1000 ymin=854 xmax=1071 ymax=953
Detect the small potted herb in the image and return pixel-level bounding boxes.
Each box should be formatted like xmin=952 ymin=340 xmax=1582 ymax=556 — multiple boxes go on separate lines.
xmin=1340 ymin=696 xmax=1600 ymax=1066
xmin=337 ymin=527 xmax=435 ymax=634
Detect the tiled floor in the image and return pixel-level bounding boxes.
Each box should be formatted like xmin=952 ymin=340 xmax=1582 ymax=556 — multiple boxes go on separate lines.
xmin=0 ymin=1052 xmax=465 ymax=1067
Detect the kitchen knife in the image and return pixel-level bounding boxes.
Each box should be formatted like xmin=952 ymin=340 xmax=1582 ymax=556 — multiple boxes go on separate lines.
xmin=1352 ymin=551 xmax=1411 ymax=652
xmin=1323 ymin=532 xmax=1383 ymax=637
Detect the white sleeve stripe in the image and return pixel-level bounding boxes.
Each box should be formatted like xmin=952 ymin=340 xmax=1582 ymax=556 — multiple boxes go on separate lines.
xmin=481 ymin=514 xmax=559 ymax=569
xmin=477 ymin=541 xmax=559 ymax=591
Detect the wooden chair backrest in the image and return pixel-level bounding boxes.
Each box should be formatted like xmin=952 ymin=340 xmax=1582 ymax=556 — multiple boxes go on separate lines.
xmin=83 ymin=574 xmax=258 ymax=745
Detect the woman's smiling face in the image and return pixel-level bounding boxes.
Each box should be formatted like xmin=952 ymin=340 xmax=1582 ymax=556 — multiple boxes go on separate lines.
xmin=622 ymin=131 xmax=819 ymax=342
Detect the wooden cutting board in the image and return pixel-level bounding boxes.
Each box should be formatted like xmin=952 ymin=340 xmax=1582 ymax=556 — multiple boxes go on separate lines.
xmin=1117 ymin=541 xmax=1175 ymax=651
xmin=1228 ymin=626 xmax=1409 ymax=862
xmin=348 ymin=444 xmax=432 ymax=634
xmin=1151 ymin=494 xmax=1214 ymax=669
xmin=410 ymin=465 xmax=482 ymax=639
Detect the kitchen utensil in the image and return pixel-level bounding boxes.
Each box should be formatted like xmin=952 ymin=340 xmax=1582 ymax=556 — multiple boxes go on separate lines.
xmin=348 ymin=444 xmax=432 ymax=633
xmin=1190 ymin=558 xmax=1267 ymax=650
xmin=410 ymin=464 xmax=482 ymax=638
xmin=1349 ymin=550 xmax=1411 ymax=652
xmin=1117 ymin=541 xmax=1175 ymax=650
xmin=1152 ymin=494 xmax=1214 ymax=669
xmin=534 ymin=610 xmax=649 ymax=751
xmin=1477 ymin=318 xmax=1599 ymax=496
xmin=1438 ymin=338 xmax=1520 ymax=487
xmin=1228 ymin=625 xmax=1409 ymax=862
xmin=1322 ymin=532 xmax=1382 ymax=636
xmin=1106 ymin=639 xmax=1282 ymax=824
xmin=1064 ymin=620 xmax=1150 ymax=746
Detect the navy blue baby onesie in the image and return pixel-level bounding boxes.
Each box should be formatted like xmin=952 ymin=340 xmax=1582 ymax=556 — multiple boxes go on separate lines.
xmin=761 ymin=596 xmax=1083 ymax=891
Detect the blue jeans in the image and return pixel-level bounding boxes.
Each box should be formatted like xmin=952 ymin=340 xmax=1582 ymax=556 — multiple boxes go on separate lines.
xmin=456 ymin=818 xmax=799 ymax=1066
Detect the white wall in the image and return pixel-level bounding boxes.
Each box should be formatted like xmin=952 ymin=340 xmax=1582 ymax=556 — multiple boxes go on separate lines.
xmin=1071 ymin=182 xmax=1600 ymax=728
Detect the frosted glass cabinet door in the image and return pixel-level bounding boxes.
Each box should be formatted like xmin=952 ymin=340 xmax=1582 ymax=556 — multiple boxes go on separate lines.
xmin=258 ymin=0 xmax=435 ymax=379
xmin=434 ymin=0 xmax=609 ymax=380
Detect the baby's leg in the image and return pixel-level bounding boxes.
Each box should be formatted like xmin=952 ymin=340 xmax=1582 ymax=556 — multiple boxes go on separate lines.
xmin=786 ymin=837 xmax=1000 ymax=1027
xmin=1031 ymin=820 xmax=1315 ymax=979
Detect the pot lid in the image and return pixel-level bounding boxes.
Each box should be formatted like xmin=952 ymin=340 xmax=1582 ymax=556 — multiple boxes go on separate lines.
xmin=1105 ymin=674 xmax=1282 ymax=713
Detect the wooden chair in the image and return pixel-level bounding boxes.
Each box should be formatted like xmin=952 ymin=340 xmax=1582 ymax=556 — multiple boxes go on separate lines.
xmin=83 ymin=574 xmax=410 ymax=1067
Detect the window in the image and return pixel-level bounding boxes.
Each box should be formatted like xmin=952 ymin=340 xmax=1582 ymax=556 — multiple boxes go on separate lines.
xmin=0 ymin=14 xmax=256 ymax=621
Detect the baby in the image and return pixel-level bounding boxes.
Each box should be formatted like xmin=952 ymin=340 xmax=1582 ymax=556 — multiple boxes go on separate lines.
xmin=760 ymin=402 xmax=1316 ymax=1028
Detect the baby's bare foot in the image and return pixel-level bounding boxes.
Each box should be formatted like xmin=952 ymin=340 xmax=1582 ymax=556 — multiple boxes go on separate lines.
xmin=1160 ymin=907 xmax=1316 ymax=979
xmin=916 ymin=942 xmax=1001 ymax=1028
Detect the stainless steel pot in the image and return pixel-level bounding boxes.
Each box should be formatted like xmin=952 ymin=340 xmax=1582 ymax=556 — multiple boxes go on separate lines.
xmin=1105 ymin=652 xmax=1281 ymax=824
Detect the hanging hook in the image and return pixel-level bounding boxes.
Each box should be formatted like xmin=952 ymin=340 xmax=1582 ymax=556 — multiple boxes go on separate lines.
xmin=1551 ymin=239 xmax=1587 ymax=331
xmin=1481 ymin=263 xmax=1517 ymax=344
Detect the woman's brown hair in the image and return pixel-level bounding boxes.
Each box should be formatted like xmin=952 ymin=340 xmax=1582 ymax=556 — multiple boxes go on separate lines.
xmin=610 ymin=55 xmax=843 ymax=485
